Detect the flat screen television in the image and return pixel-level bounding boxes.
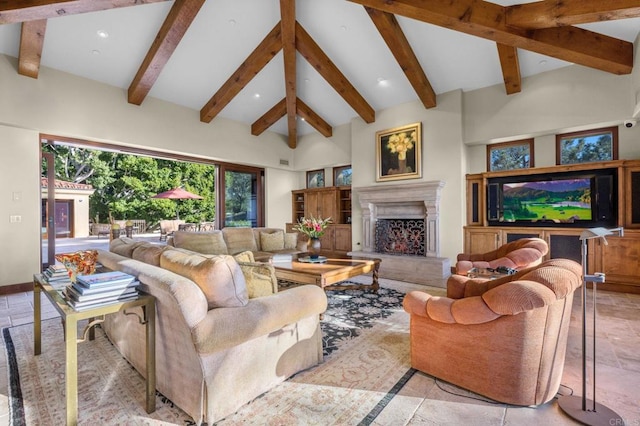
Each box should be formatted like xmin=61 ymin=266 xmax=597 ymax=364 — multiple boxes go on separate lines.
xmin=487 ymin=169 xmax=617 ymax=228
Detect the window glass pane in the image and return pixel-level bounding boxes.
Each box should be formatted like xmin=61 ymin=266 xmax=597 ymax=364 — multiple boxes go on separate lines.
xmin=487 ymin=139 xmax=533 ymax=171
xmin=224 ymin=170 xmax=258 ymax=227
xmin=559 ymin=132 xmax=613 ymax=165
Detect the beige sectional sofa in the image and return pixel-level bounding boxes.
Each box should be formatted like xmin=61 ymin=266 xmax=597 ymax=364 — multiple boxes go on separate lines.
xmin=168 ymin=227 xmax=306 ymax=262
xmin=98 ymin=237 xmax=326 ymax=425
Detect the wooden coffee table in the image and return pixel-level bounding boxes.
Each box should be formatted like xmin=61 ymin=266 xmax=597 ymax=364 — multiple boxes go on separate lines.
xmin=272 ymin=255 xmax=381 ymax=292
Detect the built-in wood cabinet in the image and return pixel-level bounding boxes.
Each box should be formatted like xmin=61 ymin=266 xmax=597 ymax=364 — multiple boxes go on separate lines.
xmin=288 ymin=186 xmax=352 ymax=254
xmin=465 ymin=160 xmax=640 ymax=294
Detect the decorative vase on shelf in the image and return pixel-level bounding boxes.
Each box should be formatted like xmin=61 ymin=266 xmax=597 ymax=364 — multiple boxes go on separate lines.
xmin=309 ymin=238 xmax=322 ymax=259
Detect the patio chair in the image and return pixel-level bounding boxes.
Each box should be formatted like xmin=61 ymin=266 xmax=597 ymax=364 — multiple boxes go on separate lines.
xmin=159 ymin=219 xmax=185 ymax=241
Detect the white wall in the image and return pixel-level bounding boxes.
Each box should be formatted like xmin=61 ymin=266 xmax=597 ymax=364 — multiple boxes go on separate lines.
xmin=347 ymin=91 xmax=466 ymax=260
xmin=0 ymin=125 xmax=41 ymax=286
xmin=463 ymin=63 xmax=640 ymax=175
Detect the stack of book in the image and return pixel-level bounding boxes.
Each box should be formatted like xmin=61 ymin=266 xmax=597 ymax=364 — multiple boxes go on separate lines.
xmin=43 ymin=264 xmax=71 ymax=289
xmin=63 ymin=271 xmax=139 ymax=311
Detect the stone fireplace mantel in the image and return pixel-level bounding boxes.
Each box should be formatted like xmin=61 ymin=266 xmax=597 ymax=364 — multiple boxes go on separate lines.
xmin=356 ymin=181 xmax=445 ymax=257
xmin=349 ymin=181 xmax=450 ymax=287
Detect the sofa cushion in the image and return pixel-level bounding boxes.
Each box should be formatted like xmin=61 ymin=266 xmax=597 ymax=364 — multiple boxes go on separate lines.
xmin=284 ymin=232 xmax=298 ymax=250
xmin=110 ymin=237 xmax=147 ymax=258
xmin=132 ymin=243 xmax=170 ymax=266
xmin=260 ymin=230 xmax=285 ymax=251
xmin=237 ymin=262 xmax=278 ymax=298
xmin=222 ymin=228 xmax=258 ymax=254
xmin=172 ymin=230 xmax=228 ymax=255
xmin=160 ymin=249 xmax=248 ymax=309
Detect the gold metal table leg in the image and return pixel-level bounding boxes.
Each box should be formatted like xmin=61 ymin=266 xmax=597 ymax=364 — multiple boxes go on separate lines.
xmin=65 ymin=316 xmax=78 ymax=426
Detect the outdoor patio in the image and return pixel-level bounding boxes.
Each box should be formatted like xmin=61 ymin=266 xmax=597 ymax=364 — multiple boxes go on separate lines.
xmin=42 ymin=233 xmax=166 ymax=259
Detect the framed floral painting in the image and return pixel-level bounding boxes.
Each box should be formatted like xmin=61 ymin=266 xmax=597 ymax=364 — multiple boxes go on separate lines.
xmin=306 ymin=169 xmax=325 ymax=188
xmin=376 ymin=122 xmax=422 ymax=181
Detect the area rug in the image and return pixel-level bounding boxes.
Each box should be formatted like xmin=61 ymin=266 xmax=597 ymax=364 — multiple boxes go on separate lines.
xmin=2 ymin=284 xmax=413 ymax=425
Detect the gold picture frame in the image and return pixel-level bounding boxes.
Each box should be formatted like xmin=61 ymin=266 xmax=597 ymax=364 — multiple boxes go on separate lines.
xmin=376 ymin=122 xmax=422 ymax=181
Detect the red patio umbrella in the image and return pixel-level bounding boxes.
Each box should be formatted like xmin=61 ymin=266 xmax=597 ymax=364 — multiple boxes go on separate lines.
xmin=152 ymin=187 xmax=203 ymax=219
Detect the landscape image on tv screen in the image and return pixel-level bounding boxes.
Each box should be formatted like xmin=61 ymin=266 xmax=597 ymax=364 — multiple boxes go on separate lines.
xmin=502 ymin=178 xmax=592 ymax=223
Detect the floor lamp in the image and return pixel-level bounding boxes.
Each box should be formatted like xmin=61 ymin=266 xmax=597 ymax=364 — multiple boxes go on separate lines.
xmin=558 ymin=227 xmax=625 ymax=426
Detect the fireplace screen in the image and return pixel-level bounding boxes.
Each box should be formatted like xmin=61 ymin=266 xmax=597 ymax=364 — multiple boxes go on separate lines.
xmin=375 ymin=219 xmax=425 ymax=256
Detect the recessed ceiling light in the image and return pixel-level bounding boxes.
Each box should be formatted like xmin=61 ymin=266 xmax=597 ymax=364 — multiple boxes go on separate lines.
xmin=96 ymin=30 xmax=109 ymax=39
xmin=92 ymin=50 xmax=100 ymax=55
xmin=340 ymin=25 xmax=347 ymax=31
xmin=377 ymin=77 xmax=389 ymax=87
xmin=304 ymin=78 xmax=310 ymax=83
xmin=539 ymin=59 xmax=548 ymax=66
xmin=253 ymin=93 xmax=260 ymax=99
xmin=229 ymin=19 xmax=237 ymax=26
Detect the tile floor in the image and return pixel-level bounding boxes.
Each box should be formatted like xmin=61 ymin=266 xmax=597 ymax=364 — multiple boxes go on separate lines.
xmin=0 ymin=279 xmax=638 ymax=425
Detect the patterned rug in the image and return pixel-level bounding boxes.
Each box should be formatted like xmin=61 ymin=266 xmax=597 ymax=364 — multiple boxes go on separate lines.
xmin=3 ymin=282 xmax=414 ymax=425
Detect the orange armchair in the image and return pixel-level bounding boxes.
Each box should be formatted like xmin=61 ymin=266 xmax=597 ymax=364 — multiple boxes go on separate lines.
xmin=403 ymin=258 xmax=582 ymax=406
xmin=455 ymin=237 xmax=548 ymax=275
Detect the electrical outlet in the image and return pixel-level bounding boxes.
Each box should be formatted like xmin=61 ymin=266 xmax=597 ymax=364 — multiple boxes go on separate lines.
xmin=10 ymin=215 xmax=21 ymax=223
xmin=12 ymin=192 xmax=21 ymax=201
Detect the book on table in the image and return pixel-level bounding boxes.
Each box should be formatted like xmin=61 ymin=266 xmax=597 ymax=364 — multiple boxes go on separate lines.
xmin=66 ymin=281 xmax=139 ymax=301
xmin=65 ymin=291 xmax=140 ymax=311
xmin=76 ymin=271 xmax=137 ymax=288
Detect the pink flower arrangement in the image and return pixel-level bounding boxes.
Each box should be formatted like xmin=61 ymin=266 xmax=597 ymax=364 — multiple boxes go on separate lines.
xmin=293 ymin=216 xmax=332 ymax=239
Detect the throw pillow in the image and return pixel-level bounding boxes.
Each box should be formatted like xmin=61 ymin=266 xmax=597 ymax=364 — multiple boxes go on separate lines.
xmin=260 ymin=231 xmax=285 ymax=251
xmin=172 ymin=230 xmax=228 ymax=255
xmin=160 ymin=250 xmax=248 ymax=309
xmin=284 ymin=232 xmax=298 ymax=250
xmin=237 ymin=262 xmax=278 ymax=298
xmin=233 ymin=250 xmax=255 ymax=263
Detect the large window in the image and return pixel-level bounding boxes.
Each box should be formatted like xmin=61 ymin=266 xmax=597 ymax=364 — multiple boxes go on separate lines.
xmin=486 ymin=139 xmax=534 ymax=172
xmin=41 ymin=135 xmax=265 ymax=232
xmin=556 ymin=126 xmax=618 ymax=165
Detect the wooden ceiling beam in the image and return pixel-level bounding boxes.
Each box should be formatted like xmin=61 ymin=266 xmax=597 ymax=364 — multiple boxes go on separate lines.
xmin=128 ymin=0 xmax=205 ymax=106
xmin=496 ymin=43 xmax=521 ymax=95
xmin=200 ymin=23 xmax=283 ymax=123
xmin=0 ymin=0 xmax=170 ymax=24
xmin=280 ymin=0 xmax=297 ymax=148
xmin=506 ymin=0 xmax=640 ymax=29
xmin=18 ymin=20 xmax=47 ymax=78
xmin=347 ymin=0 xmax=633 ymax=75
xmin=295 ymin=22 xmax=375 ymax=123
xmin=251 ymin=98 xmax=287 ymax=136
xmin=364 ymin=7 xmax=436 ymax=109
xmin=297 ymin=98 xmax=332 ymax=137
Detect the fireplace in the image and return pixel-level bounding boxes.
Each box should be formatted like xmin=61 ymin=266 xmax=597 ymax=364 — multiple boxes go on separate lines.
xmin=349 ymin=181 xmax=451 ymax=287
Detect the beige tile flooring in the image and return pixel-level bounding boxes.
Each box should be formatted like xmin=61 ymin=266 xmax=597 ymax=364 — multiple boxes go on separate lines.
xmin=0 ymin=281 xmax=638 ymax=425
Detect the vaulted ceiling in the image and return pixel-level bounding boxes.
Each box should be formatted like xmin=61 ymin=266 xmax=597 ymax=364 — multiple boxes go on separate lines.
xmin=1 ymin=0 xmax=640 ymax=148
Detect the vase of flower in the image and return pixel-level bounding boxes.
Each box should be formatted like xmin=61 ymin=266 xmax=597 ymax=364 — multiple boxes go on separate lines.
xmin=292 ymin=216 xmax=332 ymax=259
xmin=309 ymin=238 xmax=322 ymax=259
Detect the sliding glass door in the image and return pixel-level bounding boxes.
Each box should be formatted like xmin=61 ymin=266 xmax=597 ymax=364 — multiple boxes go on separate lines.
xmin=221 ymin=165 xmax=264 ymax=228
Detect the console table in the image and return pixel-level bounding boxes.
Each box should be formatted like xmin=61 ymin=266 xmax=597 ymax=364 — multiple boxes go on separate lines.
xmin=33 ymin=274 xmax=156 ymax=425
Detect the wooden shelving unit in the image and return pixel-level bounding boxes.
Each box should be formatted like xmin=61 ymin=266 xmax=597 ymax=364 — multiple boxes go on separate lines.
xmin=465 ymin=159 xmax=640 ymax=294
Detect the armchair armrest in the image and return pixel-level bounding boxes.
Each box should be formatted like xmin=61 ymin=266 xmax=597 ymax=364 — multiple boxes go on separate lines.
xmin=403 ymin=291 xmax=500 ymax=325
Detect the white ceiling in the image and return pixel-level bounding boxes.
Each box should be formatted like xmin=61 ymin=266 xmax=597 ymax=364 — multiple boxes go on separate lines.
xmin=1 ymin=0 xmax=640 ymax=137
